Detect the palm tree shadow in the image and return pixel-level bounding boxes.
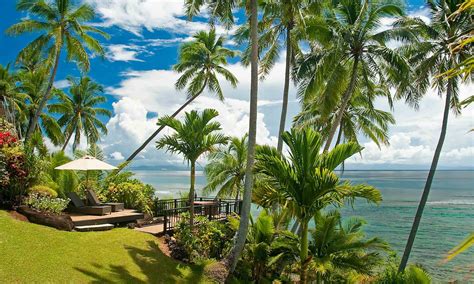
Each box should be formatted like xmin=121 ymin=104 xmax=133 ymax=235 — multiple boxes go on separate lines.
xmin=74 ymin=240 xmax=206 ymax=283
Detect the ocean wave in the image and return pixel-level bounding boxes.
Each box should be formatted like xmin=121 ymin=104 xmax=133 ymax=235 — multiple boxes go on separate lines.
xmin=427 ymin=200 xmax=474 ymax=205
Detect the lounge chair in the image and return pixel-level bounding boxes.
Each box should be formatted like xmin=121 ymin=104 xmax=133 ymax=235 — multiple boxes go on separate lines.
xmin=67 ymin=192 xmax=112 ymax=216
xmin=86 ymin=189 xmax=124 ymax=212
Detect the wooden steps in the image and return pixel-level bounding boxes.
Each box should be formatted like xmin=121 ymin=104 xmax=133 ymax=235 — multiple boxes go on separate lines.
xmin=75 ymin=224 xmax=114 ymax=232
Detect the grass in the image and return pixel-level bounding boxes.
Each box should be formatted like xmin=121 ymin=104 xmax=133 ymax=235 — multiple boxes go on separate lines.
xmin=0 ymin=210 xmax=212 ymax=283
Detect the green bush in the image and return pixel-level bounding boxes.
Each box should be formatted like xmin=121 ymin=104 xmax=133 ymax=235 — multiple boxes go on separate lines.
xmin=104 ymin=182 xmax=155 ymax=214
xmin=25 ymin=194 xmax=70 ymax=214
xmin=28 ymin=185 xmax=58 ymax=198
xmin=173 ymin=213 xmax=236 ymax=263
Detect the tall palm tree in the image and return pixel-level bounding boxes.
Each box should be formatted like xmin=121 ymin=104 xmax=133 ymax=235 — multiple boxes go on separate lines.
xmin=309 ymin=210 xmax=387 ymax=282
xmin=6 ymin=0 xmax=109 ymax=141
xmin=156 ymin=109 xmax=228 ymax=226
xmin=396 ymin=0 xmax=473 ymax=272
xmin=203 ymin=135 xmax=247 ymax=200
xmin=255 ymin=128 xmax=382 ymax=283
xmin=124 ymin=29 xmax=237 ymax=164
xmin=0 ymin=64 xmax=27 ymax=133
xmin=295 ymin=0 xmax=407 ymax=151
xmin=235 ymin=0 xmax=311 ymax=152
xmin=48 ymin=77 xmax=111 ymax=152
xmin=184 ymin=0 xmax=261 ymax=273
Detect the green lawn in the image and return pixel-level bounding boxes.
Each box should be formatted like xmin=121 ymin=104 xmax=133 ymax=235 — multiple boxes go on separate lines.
xmin=0 ymin=210 xmax=212 ymax=283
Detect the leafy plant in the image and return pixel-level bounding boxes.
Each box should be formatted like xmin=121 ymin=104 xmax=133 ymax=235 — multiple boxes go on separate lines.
xmin=173 ymin=213 xmax=236 ymax=263
xmin=25 ymin=194 xmax=70 ymax=215
xmin=104 ymin=182 xmax=155 ymax=215
xmin=28 ymin=185 xmax=58 ymax=198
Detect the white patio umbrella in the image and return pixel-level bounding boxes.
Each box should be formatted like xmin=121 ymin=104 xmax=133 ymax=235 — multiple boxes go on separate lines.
xmin=55 ymin=155 xmax=117 ymax=188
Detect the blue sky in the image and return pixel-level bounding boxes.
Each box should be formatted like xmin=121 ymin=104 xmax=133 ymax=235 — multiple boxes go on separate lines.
xmin=1 ymin=0 xmax=473 ymax=169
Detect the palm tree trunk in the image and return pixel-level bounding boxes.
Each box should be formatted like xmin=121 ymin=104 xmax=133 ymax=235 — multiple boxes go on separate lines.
xmin=276 ymin=26 xmax=292 ymax=153
xmin=25 ymin=47 xmax=61 ymax=141
xmin=189 ymin=160 xmax=196 ymax=227
xmin=61 ymin=131 xmax=74 ymax=152
xmin=398 ymin=81 xmax=453 ymax=272
xmin=225 ymin=0 xmax=259 ymax=274
xmin=335 ymin=124 xmax=343 ymax=146
xmin=300 ymin=221 xmax=309 ymax=284
xmin=323 ymin=56 xmax=359 ymax=151
xmin=122 ymin=79 xmax=209 ymax=168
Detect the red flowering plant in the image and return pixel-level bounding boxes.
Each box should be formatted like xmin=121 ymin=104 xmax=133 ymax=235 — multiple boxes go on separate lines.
xmin=0 ymin=131 xmax=18 ymax=147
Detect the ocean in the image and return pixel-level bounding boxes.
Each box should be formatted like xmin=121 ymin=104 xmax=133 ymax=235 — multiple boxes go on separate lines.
xmin=133 ymin=169 xmax=474 ymax=282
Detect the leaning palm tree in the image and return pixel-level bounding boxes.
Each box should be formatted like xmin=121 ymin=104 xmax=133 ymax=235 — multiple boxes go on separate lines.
xmin=184 ymin=0 xmax=260 ymax=273
xmin=125 ymin=29 xmax=237 ymax=163
xmin=255 ymin=128 xmax=382 ymax=283
xmin=48 ymin=77 xmax=111 ymax=152
xmin=308 ymin=210 xmax=388 ymax=282
xmin=396 ymin=0 xmax=473 ymax=272
xmin=156 ymin=109 xmax=228 ymax=226
xmin=203 ymin=135 xmax=247 ymax=200
xmin=6 ymin=0 xmax=109 ymax=141
xmin=294 ymin=0 xmax=408 ymax=151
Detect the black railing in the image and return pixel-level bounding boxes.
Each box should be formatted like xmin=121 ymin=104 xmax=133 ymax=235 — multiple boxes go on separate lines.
xmin=161 ymin=198 xmax=242 ymax=234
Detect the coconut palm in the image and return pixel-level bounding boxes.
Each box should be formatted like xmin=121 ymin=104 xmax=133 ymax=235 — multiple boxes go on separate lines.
xmin=203 ymin=135 xmax=247 ymax=200
xmin=156 ymin=109 xmax=228 ymax=226
xmin=47 ymin=77 xmax=110 ymax=152
xmin=295 ymin=0 xmax=407 ymax=151
xmin=125 ymin=29 xmax=237 ymax=163
xmin=17 ymin=66 xmax=64 ymax=147
xmin=294 ymin=88 xmax=395 ymax=148
xmin=254 ymin=128 xmax=382 ymax=283
xmin=308 ymin=210 xmax=388 ymax=282
xmin=0 ymin=64 xmax=27 ymax=133
xmin=6 ymin=0 xmax=109 ymax=141
xmin=185 ymin=0 xmax=260 ymax=273
xmin=396 ymin=0 xmax=473 ymax=272
xmin=235 ymin=0 xmax=312 ymax=152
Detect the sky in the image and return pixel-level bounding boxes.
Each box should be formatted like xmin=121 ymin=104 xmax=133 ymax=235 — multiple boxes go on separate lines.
xmin=0 ymin=0 xmax=473 ymax=170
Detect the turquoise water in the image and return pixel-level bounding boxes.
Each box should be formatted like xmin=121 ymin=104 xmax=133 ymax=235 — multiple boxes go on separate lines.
xmin=133 ymin=170 xmax=474 ymax=282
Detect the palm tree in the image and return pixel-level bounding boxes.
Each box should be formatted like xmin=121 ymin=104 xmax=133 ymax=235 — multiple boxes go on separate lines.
xmin=156 ymin=109 xmax=228 ymax=226
xmin=17 ymin=66 xmax=64 ymax=147
xmin=295 ymin=0 xmax=407 ymax=151
xmin=203 ymin=135 xmax=247 ymax=200
xmin=6 ymin=0 xmax=109 ymax=141
xmin=48 ymin=77 xmax=111 ymax=152
xmin=0 ymin=64 xmax=27 ymax=133
xmin=294 ymin=88 xmax=395 ymax=148
xmin=308 ymin=210 xmax=387 ymax=282
xmin=184 ymin=0 xmax=260 ymax=273
xmin=255 ymin=128 xmax=382 ymax=283
xmin=396 ymin=0 xmax=473 ymax=272
xmin=235 ymin=0 xmax=311 ymax=152
xmin=124 ymin=29 xmax=237 ymax=163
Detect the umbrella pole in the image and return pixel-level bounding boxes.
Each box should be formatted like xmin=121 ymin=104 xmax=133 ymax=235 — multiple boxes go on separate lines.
xmin=86 ymin=170 xmax=89 ymax=191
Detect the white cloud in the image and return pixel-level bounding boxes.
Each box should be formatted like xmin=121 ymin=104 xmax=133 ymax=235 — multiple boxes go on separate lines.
xmin=53 ymin=79 xmax=70 ymax=89
xmin=106 ymin=44 xmax=145 ymax=62
xmin=84 ymin=0 xmax=231 ymax=37
xmin=110 ymin=151 xmax=125 ymax=160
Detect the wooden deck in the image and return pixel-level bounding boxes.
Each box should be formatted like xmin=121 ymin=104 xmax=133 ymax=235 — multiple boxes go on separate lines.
xmin=69 ymin=209 xmax=144 ymax=226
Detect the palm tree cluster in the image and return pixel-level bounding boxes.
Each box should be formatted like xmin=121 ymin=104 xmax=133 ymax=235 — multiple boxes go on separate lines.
xmin=3 ymin=0 xmax=110 ymax=154
xmin=3 ymin=0 xmax=473 ymax=282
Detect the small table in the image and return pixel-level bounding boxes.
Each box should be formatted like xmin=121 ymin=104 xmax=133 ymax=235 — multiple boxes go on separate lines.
xmin=194 ymin=201 xmax=219 ymax=216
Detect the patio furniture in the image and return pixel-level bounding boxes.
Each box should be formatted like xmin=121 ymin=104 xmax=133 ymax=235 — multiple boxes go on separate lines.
xmin=86 ymin=189 xmax=124 ymax=212
xmin=67 ymin=192 xmax=112 ymax=216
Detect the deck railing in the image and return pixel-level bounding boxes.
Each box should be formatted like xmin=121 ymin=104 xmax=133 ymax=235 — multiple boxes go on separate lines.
xmin=160 ymin=197 xmax=242 ymax=234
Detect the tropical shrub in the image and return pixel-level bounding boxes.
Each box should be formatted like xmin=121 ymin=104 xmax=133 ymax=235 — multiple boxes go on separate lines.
xmin=376 ymin=261 xmax=431 ymax=284
xmin=171 ymin=213 xmax=237 ymax=263
xmin=104 ymin=182 xmax=155 ymax=214
xmin=28 ymin=185 xmax=58 ymax=198
xmin=0 ymin=122 xmax=41 ymax=207
xmin=25 ymin=194 xmax=70 ymax=214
